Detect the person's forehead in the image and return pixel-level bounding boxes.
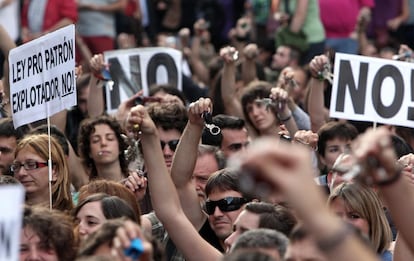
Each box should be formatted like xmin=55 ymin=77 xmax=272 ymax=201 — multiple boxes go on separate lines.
xmin=157 ymin=127 xmax=181 ymax=141
xmin=325 ymin=137 xmax=351 ymax=146
xmin=286 ymin=238 xmax=326 ymax=260
xmin=92 ymin=124 xmax=115 ymax=134
xmin=236 ymin=210 xmax=259 ymax=228
xmin=194 ymin=153 xmax=219 ymax=173
xmin=221 ymin=128 xmax=248 ymax=141
xmin=0 ymin=135 xmax=17 ymax=144
xmin=207 ymin=189 xmax=242 ymax=200
xmin=277 ymin=46 xmax=290 ymax=54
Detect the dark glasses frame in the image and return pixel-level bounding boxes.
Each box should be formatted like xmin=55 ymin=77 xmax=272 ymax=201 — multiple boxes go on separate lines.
xmin=10 ymin=161 xmax=49 ymax=173
xmin=204 ymin=197 xmax=249 ymax=215
xmin=160 ymin=139 xmax=180 ymax=151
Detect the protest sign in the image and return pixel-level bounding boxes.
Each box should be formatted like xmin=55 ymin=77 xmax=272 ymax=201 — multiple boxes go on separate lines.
xmin=9 ymin=25 xmax=77 ymax=128
xmin=0 ymin=185 xmax=24 ymax=261
xmin=103 ymin=47 xmax=182 ymax=113
xmin=330 ymin=53 xmax=414 ymax=128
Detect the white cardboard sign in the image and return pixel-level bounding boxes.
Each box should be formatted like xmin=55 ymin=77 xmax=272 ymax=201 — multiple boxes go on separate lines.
xmin=330 ymin=53 xmax=414 ymax=128
xmin=0 ymin=185 xmax=24 ymax=261
xmin=103 ymin=47 xmax=182 ymax=113
xmin=9 ymin=25 xmax=77 ymax=128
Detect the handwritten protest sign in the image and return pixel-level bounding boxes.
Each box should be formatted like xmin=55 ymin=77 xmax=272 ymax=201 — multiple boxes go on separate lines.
xmin=9 ymin=25 xmax=77 ymax=128
xmin=0 ymin=185 xmax=24 ymax=261
xmin=103 ymin=47 xmax=182 ymax=113
xmin=330 ymin=53 xmax=414 ymax=128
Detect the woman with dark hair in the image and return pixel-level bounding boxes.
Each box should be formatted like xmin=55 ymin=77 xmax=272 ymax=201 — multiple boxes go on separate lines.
xmin=20 ymin=205 xmax=77 ymax=261
xmin=240 ymin=81 xmax=298 ymax=138
xmin=77 ymin=179 xmax=142 ymax=222
xmin=77 ymin=218 xmax=164 ymax=260
xmin=73 ymin=193 xmax=139 ymax=242
xmin=78 ymin=115 xmax=129 ymax=182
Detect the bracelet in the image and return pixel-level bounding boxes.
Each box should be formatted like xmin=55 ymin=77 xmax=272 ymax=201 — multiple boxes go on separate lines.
xmin=316 ymin=223 xmax=355 ymax=252
xmin=278 ymin=112 xmax=292 ymax=122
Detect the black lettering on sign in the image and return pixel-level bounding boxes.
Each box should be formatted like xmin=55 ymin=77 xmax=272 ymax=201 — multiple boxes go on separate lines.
xmin=61 ymin=70 xmax=75 ymax=97
xmin=12 ymin=59 xmax=26 ymax=83
xmin=371 ymin=65 xmax=404 ymax=118
xmin=0 ymin=220 xmax=14 ymax=258
xmin=107 ymin=55 xmax=141 ymax=109
xmin=27 ymin=52 xmax=43 ymax=77
xmin=408 ymin=70 xmax=414 ymax=121
xmin=147 ymin=53 xmax=178 ymax=88
xmin=336 ymin=60 xmax=369 ymax=114
xmin=44 ymin=38 xmax=74 ymax=70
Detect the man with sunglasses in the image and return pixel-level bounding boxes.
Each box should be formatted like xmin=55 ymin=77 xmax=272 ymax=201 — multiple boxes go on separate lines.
xmin=147 ymin=102 xmax=188 ymax=171
xmin=141 ymin=98 xmax=252 ymax=260
xmin=204 ymin=169 xmax=254 ymax=244
xmin=171 ymin=98 xmax=253 ymax=248
xmin=138 ymin=102 xmax=187 ymax=214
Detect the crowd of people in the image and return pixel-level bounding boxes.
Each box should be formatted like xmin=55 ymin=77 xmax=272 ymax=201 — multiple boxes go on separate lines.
xmin=1 ymin=0 xmax=414 ymax=260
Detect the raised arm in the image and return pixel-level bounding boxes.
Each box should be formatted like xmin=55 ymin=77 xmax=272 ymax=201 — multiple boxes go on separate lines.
xmin=240 ymin=43 xmax=258 ymax=85
xmin=187 ymin=20 xmax=211 ymax=85
xmin=352 ymin=127 xmax=414 ymax=253
xmin=307 ymin=55 xmax=330 ymax=132
xmin=270 ymin=86 xmax=298 ymax=137
xmin=170 ymin=98 xmax=212 ymax=228
xmin=220 ymin=46 xmax=244 ymax=118
xmin=235 ymin=137 xmax=380 ymax=261
xmin=0 ymin=25 xmax=16 ymax=115
xmin=277 ymin=67 xmax=311 ymax=131
xmin=387 ymin=0 xmax=410 ymax=31
xmin=87 ymin=54 xmax=107 ymax=117
xmin=127 ymin=105 xmax=222 ymax=261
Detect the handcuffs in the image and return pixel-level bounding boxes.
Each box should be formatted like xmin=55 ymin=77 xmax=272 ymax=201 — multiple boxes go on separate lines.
xmin=202 ymin=112 xmax=221 ymax=135
xmin=317 ymin=63 xmax=334 ymax=84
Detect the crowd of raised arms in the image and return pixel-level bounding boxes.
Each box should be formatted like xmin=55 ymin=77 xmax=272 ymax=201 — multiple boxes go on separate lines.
xmin=1 ymin=0 xmax=414 ymax=260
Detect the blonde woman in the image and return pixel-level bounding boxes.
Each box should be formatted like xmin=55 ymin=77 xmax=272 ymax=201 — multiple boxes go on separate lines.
xmin=328 ymin=183 xmax=393 ymax=261
xmin=12 ymin=134 xmax=73 ymax=212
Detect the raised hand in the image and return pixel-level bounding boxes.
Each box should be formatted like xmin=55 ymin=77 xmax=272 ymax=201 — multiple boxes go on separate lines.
xmin=112 ymin=219 xmax=154 ymax=261
xmin=351 ymin=127 xmax=402 ymax=186
xmin=127 ymin=105 xmax=157 ymax=136
xmin=220 ymin=46 xmax=239 ymax=64
xmin=188 ymin=97 xmax=213 ymax=127
xmin=123 ymin=170 xmax=148 ymax=201
xmin=293 ymin=130 xmax=319 ymax=151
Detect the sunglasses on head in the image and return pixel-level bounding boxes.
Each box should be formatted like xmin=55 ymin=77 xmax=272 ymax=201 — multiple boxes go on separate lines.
xmin=160 ymin=139 xmax=180 ymax=151
xmin=204 ymin=197 xmax=249 ymax=215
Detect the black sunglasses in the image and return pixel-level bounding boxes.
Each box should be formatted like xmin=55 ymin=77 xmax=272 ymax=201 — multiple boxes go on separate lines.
xmin=160 ymin=139 xmax=180 ymax=151
xmin=204 ymin=197 xmax=249 ymax=215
